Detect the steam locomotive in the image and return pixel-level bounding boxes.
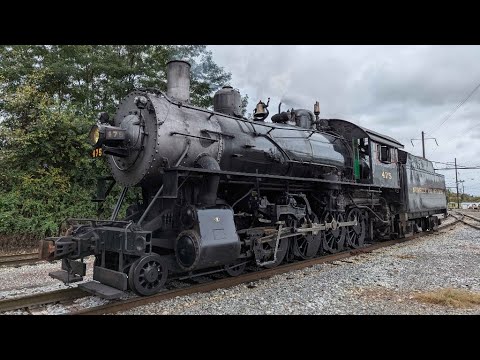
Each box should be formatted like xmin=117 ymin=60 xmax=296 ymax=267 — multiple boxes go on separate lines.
xmin=39 ymin=60 xmax=447 ymax=298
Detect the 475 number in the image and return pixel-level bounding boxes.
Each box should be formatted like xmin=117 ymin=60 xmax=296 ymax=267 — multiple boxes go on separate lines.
xmin=92 ymin=148 xmax=103 ymax=158
xmin=382 ymin=171 xmax=392 ymax=179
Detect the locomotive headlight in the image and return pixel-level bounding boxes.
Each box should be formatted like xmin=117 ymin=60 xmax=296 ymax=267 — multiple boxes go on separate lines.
xmin=88 ymin=124 xmax=126 ymax=148
xmin=89 ymin=125 xmax=101 ymax=146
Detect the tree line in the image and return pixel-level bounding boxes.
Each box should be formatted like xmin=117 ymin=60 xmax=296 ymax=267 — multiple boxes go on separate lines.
xmin=446 ymin=189 xmax=480 ymax=204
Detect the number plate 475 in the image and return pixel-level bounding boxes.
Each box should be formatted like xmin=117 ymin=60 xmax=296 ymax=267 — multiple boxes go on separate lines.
xmin=382 ymin=171 xmax=392 ymax=179
xmin=92 ymin=148 xmax=103 ymax=158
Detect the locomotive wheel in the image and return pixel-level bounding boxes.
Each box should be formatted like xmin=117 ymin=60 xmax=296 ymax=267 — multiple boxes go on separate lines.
xmin=345 ymin=208 xmax=366 ymax=248
xmin=224 ymin=260 xmax=247 ymax=277
xmin=322 ymin=211 xmax=346 ymax=253
xmin=293 ymin=234 xmax=322 ymax=259
xmin=128 ymin=254 xmax=168 ymax=296
xmin=293 ymin=215 xmax=322 ymax=259
xmin=263 ymin=238 xmax=289 ymax=269
xmin=262 ymin=215 xmax=292 ymax=267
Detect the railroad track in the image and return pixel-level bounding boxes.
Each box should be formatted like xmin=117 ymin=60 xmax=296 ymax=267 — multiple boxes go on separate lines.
xmin=450 ymin=211 xmax=480 ymax=230
xmin=0 ymin=287 xmax=87 ymax=313
xmin=0 ymin=253 xmax=41 ymax=267
xmin=0 ymin=216 xmax=461 ymax=315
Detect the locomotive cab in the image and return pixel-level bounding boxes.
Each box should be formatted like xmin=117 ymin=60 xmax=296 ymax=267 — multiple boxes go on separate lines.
xmin=328 ymin=119 xmax=402 ymax=188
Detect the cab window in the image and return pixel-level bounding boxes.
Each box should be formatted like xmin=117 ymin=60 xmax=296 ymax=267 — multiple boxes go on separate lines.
xmin=377 ymin=144 xmax=393 ymax=163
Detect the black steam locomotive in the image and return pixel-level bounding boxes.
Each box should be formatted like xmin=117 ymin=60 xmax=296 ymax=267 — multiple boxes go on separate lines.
xmin=39 ymin=60 xmax=447 ymax=298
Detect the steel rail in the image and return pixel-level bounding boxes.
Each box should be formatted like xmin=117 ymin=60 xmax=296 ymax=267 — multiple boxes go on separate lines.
xmin=0 ymin=253 xmax=41 ymax=267
xmin=0 ymin=288 xmax=87 ymax=313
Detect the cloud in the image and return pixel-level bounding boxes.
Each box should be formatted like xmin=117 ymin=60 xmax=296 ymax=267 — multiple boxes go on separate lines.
xmin=209 ymin=45 xmax=480 ymax=195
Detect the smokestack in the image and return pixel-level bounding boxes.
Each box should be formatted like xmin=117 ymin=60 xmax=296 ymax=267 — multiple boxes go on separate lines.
xmin=166 ymin=60 xmax=191 ymax=102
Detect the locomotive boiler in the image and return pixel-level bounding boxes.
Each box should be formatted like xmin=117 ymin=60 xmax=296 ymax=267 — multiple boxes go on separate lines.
xmin=39 ymin=60 xmax=447 ymax=298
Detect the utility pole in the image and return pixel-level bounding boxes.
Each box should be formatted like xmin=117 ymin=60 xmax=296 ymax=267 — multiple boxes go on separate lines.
xmin=411 ymin=131 xmax=438 ymax=159
xmin=421 ymin=131 xmax=425 ymax=158
xmin=455 ymin=158 xmax=460 ymax=209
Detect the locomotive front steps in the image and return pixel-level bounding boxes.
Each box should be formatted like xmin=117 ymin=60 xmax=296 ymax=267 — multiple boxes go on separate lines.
xmin=78 ymin=281 xmax=125 ymax=300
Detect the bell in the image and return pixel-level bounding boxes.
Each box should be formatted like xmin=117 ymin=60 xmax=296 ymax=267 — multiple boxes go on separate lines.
xmin=254 ymin=100 xmax=266 ymax=119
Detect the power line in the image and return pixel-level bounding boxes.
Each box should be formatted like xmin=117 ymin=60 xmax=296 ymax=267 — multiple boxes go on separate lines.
xmin=431 ymin=159 xmax=480 ymax=169
xmin=439 ymin=120 xmax=480 ymax=142
xmin=426 ymin=79 xmax=480 ymax=136
xmin=431 ymin=160 xmax=454 ymax=166
xmin=435 ymin=167 xmax=480 ymax=170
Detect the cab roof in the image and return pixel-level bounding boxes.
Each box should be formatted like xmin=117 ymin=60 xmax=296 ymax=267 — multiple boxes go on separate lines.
xmin=328 ymin=119 xmax=404 ymax=149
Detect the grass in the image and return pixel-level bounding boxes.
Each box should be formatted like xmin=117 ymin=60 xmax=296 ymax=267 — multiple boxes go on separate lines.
xmin=414 ymin=288 xmax=480 ymax=308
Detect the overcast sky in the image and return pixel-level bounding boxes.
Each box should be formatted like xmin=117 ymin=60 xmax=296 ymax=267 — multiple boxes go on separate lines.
xmin=209 ymin=45 xmax=480 ymax=196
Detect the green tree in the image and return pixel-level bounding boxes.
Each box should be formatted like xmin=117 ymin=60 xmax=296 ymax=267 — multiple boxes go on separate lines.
xmin=0 ymin=45 xmax=233 ymax=116
xmin=0 ymin=72 xmax=102 ymax=238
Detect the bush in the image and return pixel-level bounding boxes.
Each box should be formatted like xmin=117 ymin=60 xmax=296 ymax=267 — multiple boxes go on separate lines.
xmin=0 ymin=167 xmax=96 ymax=238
